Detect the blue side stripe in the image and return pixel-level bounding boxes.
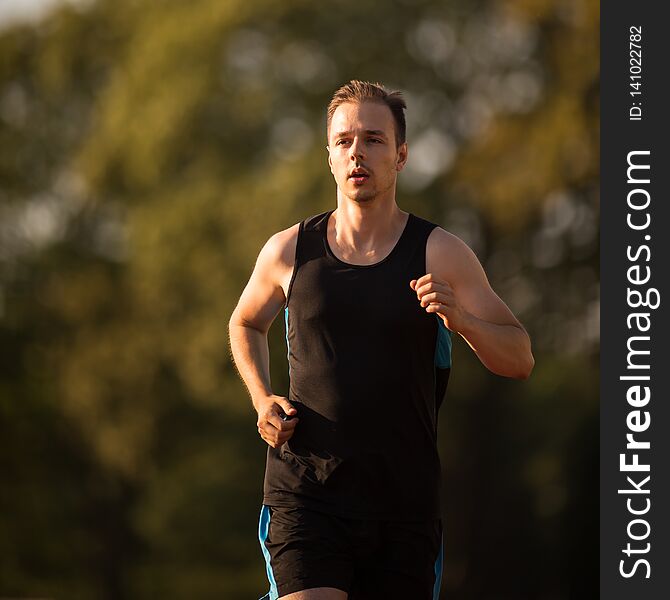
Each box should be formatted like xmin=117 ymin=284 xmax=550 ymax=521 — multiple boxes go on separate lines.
xmin=433 ymin=524 xmax=444 ymax=600
xmin=284 ymin=306 xmax=291 ymax=375
xmin=258 ymin=504 xmax=279 ymax=600
xmin=434 ymin=316 xmax=452 ymax=369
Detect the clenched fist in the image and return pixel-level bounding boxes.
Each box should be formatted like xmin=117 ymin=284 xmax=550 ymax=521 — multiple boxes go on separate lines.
xmin=255 ymin=394 xmax=300 ymax=449
xmin=410 ymin=273 xmax=469 ymax=333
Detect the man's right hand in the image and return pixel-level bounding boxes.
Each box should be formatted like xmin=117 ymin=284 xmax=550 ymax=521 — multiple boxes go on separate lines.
xmin=255 ymin=395 xmax=300 ymax=448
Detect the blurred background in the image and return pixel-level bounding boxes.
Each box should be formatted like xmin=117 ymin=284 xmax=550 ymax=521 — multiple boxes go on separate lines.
xmin=0 ymin=0 xmax=598 ymax=598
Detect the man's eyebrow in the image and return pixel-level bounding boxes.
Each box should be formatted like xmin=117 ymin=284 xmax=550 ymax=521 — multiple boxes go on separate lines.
xmin=334 ymin=129 xmax=388 ymax=139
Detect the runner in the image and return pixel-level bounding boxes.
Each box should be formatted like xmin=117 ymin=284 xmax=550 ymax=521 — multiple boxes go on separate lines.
xmin=229 ymin=80 xmax=534 ymax=600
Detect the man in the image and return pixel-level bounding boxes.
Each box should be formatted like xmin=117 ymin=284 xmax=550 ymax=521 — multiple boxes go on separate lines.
xmin=229 ymin=80 xmax=534 ymax=600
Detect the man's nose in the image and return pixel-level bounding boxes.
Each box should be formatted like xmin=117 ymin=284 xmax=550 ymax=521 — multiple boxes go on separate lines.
xmin=349 ymin=138 xmax=365 ymax=160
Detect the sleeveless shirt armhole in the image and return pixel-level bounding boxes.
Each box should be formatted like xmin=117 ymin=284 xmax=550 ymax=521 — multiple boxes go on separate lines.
xmin=284 ymin=219 xmax=304 ymax=307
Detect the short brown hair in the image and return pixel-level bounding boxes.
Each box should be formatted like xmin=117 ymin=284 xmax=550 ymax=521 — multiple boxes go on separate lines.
xmin=326 ymin=80 xmax=407 ymax=147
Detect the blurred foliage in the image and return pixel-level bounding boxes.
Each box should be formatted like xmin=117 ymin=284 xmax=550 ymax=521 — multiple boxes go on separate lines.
xmin=0 ymin=0 xmax=598 ymax=598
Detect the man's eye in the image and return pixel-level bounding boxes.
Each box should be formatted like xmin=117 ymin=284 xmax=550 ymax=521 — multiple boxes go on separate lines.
xmin=369 ymin=138 xmax=382 ymax=143
xmin=337 ymin=139 xmax=349 ymax=145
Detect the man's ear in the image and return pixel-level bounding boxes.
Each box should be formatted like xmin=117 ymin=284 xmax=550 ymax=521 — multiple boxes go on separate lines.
xmin=326 ymin=145 xmax=333 ymax=173
xmin=396 ymin=142 xmax=408 ymax=171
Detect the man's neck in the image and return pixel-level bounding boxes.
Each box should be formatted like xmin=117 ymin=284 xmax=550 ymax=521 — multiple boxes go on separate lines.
xmin=330 ymin=195 xmax=407 ymax=253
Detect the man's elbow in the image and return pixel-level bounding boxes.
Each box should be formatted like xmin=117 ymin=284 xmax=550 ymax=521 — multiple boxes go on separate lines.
xmin=487 ymin=354 xmax=533 ymax=380
xmin=229 ymin=309 xmax=268 ymax=336
xmin=228 ymin=310 xmax=240 ymax=334
xmin=515 ymin=352 xmax=535 ymax=380
xmin=495 ymin=349 xmax=534 ymax=380
xmin=512 ymin=330 xmax=534 ymax=380
xmin=228 ymin=309 xmax=250 ymax=338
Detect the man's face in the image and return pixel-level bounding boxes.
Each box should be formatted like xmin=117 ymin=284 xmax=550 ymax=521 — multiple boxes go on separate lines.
xmin=327 ymin=101 xmax=408 ymax=203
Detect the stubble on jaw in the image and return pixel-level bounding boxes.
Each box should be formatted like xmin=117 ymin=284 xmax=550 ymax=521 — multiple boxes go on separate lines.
xmin=342 ymin=175 xmax=395 ymax=205
xmin=346 ymin=190 xmax=375 ymax=203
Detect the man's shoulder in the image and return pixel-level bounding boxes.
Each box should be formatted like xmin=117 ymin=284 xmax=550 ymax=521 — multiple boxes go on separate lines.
xmin=425 ymin=224 xmax=482 ymax=276
xmin=264 ymin=208 xmax=331 ymax=261
xmin=426 ymin=224 xmax=471 ymax=254
xmin=263 ymin=223 xmax=300 ymax=270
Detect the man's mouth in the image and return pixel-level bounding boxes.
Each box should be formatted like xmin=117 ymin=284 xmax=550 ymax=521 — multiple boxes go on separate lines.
xmin=349 ymin=170 xmax=370 ymax=184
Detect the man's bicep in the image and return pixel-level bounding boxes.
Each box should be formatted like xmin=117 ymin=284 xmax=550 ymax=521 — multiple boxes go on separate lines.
xmin=231 ymin=235 xmax=290 ymax=334
xmin=234 ymin=271 xmax=285 ymax=333
xmin=430 ymin=228 xmax=522 ymax=328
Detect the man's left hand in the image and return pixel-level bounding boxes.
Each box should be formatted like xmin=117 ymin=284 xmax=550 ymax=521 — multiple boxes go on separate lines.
xmin=410 ymin=273 xmax=470 ymax=333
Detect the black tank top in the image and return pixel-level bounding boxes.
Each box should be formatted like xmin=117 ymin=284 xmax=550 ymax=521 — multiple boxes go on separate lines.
xmin=262 ymin=209 xmax=452 ymax=520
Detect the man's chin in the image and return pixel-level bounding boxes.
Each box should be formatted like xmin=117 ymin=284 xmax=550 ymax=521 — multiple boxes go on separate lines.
xmin=345 ymin=189 xmax=376 ymax=203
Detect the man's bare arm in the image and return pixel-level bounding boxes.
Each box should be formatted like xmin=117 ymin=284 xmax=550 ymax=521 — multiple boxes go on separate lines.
xmin=228 ymin=224 xmax=301 ymax=447
xmin=412 ymin=227 xmax=534 ymax=380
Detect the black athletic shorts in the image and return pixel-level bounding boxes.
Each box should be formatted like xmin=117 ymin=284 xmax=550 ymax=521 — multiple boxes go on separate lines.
xmin=257 ymin=504 xmax=444 ymax=599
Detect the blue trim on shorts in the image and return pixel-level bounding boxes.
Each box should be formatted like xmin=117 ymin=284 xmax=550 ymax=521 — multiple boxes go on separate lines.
xmin=259 ymin=503 xmax=443 ymax=599
xmin=433 ymin=523 xmax=444 ymax=600
xmin=258 ymin=504 xmax=279 ymax=600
